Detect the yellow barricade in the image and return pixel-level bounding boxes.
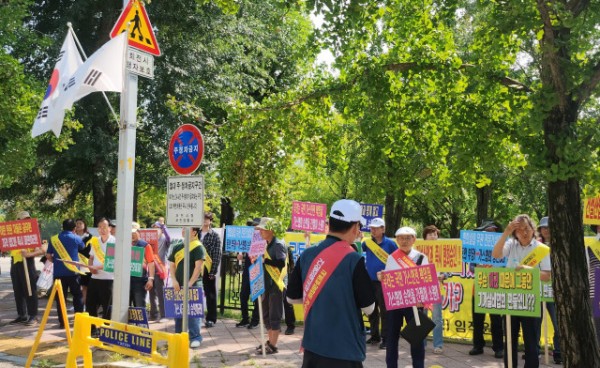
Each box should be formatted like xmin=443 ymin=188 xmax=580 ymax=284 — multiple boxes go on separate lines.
xmin=66 ymin=313 xmax=189 ymax=368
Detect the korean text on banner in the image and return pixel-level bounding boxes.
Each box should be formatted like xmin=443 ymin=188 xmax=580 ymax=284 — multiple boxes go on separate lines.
xmin=0 ymin=218 xmax=42 ymax=252
xmin=414 ymin=239 xmax=463 ymax=273
xmin=360 ymin=203 xmax=384 ymax=232
xmin=249 ymin=256 xmax=265 ymax=302
xmin=291 ymin=201 xmax=327 ymax=233
xmin=381 ymin=264 xmax=442 ymax=310
xmin=461 ymin=230 xmax=506 ymax=266
xmin=584 ymin=196 xmax=600 ymax=225
xmin=224 ymin=225 xmax=254 ymax=253
xmin=474 ymin=267 xmax=541 ymax=317
xmin=163 ymin=287 xmax=204 ymax=318
xmin=248 ymin=230 xmax=267 ymax=257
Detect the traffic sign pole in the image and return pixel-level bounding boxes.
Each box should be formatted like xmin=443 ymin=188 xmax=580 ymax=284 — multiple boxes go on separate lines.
xmin=112 ymin=0 xmax=139 ymax=323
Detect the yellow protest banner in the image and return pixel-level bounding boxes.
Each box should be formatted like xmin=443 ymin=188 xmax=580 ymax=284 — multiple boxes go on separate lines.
xmin=584 ymin=196 xmax=600 ymax=225
xmin=414 ymin=239 xmax=463 ymax=273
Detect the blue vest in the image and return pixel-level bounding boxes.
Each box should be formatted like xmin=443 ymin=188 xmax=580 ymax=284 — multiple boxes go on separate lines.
xmin=299 ymin=236 xmax=366 ymax=362
xmin=363 ymin=236 xmax=397 ymax=280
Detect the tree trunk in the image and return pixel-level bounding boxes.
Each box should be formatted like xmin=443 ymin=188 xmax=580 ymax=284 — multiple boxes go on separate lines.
xmin=475 ymin=184 xmax=492 ymax=226
xmin=548 ymin=178 xmax=600 ymax=366
xmin=384 ymin=191 xmax=405 ymax=238
xmin=92 ymin=179 xmax=116 ymax=226
xmin=544 ymin=103 xmax=600 ymax=365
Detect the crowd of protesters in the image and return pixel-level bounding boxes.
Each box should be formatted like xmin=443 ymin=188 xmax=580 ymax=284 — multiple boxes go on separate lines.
xmin=6 ymin=204 xmax=600 ymax=368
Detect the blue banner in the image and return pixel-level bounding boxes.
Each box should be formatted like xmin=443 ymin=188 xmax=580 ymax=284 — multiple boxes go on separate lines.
xmin=98 ymin=327 xmax=152 ymax=354
xmin=225 ymin=225 xmax=254 ymax=253
xmin=164 ymin=287 xmax=204 ymax=318
xmin=128 ymin=307 xmax=149 ymax=328
xmin=460 ymin=230 xmax=506 ymax=266
xmin=250 ymin=256 xmax=265 ymax=302
xmin=360 ymin=203 xmax=384 ymax=232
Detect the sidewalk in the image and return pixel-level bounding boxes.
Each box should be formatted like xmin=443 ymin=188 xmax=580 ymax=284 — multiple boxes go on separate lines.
xmin=0 ymin=256 xmax=558 ymax=367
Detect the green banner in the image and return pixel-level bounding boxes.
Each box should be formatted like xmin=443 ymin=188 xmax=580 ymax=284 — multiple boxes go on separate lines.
xmin=104 ymin=243 xmax=144 ymax=277
xmin=541 ymin=279 xmax=554 ymax=302
xmin=474 ymin=267 xmax=541 ymax=317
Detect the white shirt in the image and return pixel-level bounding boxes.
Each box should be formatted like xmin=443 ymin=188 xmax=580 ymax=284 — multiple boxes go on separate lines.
xmin=502 ymin=237 xmax=551 ymax=271
xmin=90 ymin=235 xmax=115 ymax=280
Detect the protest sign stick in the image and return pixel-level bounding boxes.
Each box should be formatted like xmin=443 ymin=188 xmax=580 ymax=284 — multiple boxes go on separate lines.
xmin=543 ymin=301 xmax=549 ymax=365
xmin=258 ymin=295 xmax=266 ymax=357
xmin=412 ymin=306 xmax=421 ymax=326
xmin=23 ymin=260 xmax=32 ymax=297
xmin=506 ymin=315 xmax=512 ymax=368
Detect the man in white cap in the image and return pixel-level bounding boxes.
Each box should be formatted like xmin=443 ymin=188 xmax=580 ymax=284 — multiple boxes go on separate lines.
xmin=287 ymin=199 xmax=376 ymax=367
xmin=380 ymin=226 xmax=428 ymax=368
xmin=362 ymin=217 xmax=397 ymax=349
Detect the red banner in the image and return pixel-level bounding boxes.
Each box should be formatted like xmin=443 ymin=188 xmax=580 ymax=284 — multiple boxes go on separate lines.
xmin=0 ymin=218 xmax=41 ymax=251
xmin=139 ymin=229 xmax=160 ymax=253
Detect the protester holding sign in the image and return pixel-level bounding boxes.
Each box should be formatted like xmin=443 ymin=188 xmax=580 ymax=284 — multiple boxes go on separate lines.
xmin=492 ymin=214 xmax=551 ymax=368
xmin=379 ymin=226 xmax=429 ymax=368
xmin=200 ymin=212 xmax=222 ymax=328
xmin=287 ymin=199 xmax=375 ymax=367
xmin=9 ymin=211 xmax=43 ymax=326
xmin=86 ymin=218 xmax=115 ymax=321
xmin=129 ymin=222 xmax=155 ymax=308
xmin=362 ymin=217 xmax=397 ymax=349
xmin=536 ymin=216 xmax=561 ymax=364
xmin=168 ymin=227 xmax=205 ymax=348
xmin=422 ymin=225 xmax=447 ymax=354
xmin=469 ymin=220 xmax=504 ymax=359
xmin=253 ymin=217 xmax=287 ymax=355
xmin=46 ymin=218 xmax=86 ymax=328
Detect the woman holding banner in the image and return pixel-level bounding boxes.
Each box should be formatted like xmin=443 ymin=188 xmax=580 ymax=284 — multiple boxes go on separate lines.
xmin=492 ymin=214 xmax=551 ymax=368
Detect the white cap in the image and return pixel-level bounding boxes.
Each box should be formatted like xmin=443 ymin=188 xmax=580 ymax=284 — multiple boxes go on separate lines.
xmin=132 ymin=222 xmax=141 ymax=233
xmin=395 ymin=226 xmax=416 ymax=237
xmin=256 ymin=217 xmax=275 ymax=230
xmin=330 ymin=199 xmax=366 ymax=226
xmin=368 ymin=217 xmax=385 ymax=228
xmin=17 ymin=211 xmax=31 ymax=220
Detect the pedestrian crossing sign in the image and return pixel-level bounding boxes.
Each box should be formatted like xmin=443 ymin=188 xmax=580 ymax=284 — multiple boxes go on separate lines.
xmin=110 ymin=0 xmax=161 ymax=56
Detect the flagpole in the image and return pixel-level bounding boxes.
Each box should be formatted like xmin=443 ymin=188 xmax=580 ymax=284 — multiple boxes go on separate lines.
xmin=67 ymin=23 xmax=120 ymax=126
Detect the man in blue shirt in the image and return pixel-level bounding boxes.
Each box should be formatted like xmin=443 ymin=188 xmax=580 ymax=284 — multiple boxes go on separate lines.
xmin=46 ymin=218 xmax=86 ymax=328
xmin=362 ymin=217 xmax=397 ymax=349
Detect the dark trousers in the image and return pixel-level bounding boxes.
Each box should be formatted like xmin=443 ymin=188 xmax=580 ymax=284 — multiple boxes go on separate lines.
xmin=386 ymin=308 xmax=425 ymax=368
xmin=472 ymin=296 xmax=504 ymax=351
xmin=10 ymin=259 xmax=38 ymax=318
xmin=240 ymin=264 xmax=259 ymax=324
xmin=149 ymin=277 xmax=165 ymax=319
xmin=55 ymin=275 xmax=83 ymax=326
xmin=283 ymin=288 xmax=296 ymax=328
xmin=203 ymin=272 xmax=217 ymax=323
xmin=368 ymin=280 xmax=387 ymax=340
xmin=302 ymin=349 xmax=363 ymax=368
xmin=129 ymin=278 xmax=147 ymax=308
xmin=86 ymin=278 xmax=113 ymax=320
xmin=534 ymin=302 xmax=560 ymax=357
xmin=505 ymin=315 xmax=540 ymax=368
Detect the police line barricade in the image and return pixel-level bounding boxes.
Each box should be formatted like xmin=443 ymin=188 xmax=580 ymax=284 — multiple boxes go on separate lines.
xmin=65 ymin=313 xmax=189 ymax=368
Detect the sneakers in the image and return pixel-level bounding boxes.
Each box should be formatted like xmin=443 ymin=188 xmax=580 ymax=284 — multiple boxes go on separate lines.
xmin=366 ymin=336 xmax=381 ymax=344
xmin=433 ymin=347 xmax=443 ymax=354
xmin=379 ymin=340 xmax=386 ymax=350
xmin=23 ymin=317 xmax=38 ymax=326
xmin=468 ymin=347 xmax=484 ymax=355
xmin=494 ymin=350 xmax=504 ymax=359
xmin=205 ymin=321 xmax=215 ymax=328
xmin=284 ymin=326 xmax=295 ymax=335
xmin=8 ymin=316 xmax=27 ymax=325
xmin=190 ymin=340 xmax=201 ymax=348
xmin=247 ymin=321 xmax=259 ymax=329
xmin=236 ymin=320 xmax=250 ymax=328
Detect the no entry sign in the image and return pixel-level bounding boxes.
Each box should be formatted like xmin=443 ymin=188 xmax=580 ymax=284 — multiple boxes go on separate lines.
xmin=169 ymin=124 xmax=204 ymax=175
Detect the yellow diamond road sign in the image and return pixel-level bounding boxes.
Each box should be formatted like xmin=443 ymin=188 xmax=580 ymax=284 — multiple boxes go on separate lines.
xmin=110 ymin=0 xmax=161 ymax=56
